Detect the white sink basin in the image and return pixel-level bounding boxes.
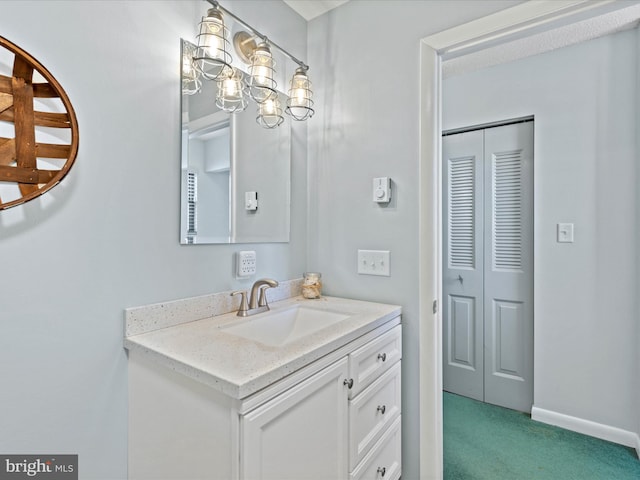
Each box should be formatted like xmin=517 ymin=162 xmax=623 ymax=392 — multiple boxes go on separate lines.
xmin=220 ymin=305 xmax=351 ymax=347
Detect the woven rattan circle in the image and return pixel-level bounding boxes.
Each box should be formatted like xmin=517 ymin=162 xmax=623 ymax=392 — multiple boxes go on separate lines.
xmin=0 ymin=35 xmax=79 ymax=210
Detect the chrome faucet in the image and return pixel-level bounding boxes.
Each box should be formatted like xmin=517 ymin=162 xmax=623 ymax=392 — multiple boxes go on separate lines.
xmin=231 ymin=278 xmax=279 ymax=317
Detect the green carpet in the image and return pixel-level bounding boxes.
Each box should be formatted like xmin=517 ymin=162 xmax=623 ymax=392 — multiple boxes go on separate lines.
xmin=443 ymin=392 xmax=640 ymax=480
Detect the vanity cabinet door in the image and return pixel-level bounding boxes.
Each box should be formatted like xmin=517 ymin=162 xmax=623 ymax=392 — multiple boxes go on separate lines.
xmin=241 ymin=358 xmax=350 ymax=480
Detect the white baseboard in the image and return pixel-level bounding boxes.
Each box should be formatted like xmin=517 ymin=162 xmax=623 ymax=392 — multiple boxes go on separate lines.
xmin=531 ymin=406 xmax=640 ymax=457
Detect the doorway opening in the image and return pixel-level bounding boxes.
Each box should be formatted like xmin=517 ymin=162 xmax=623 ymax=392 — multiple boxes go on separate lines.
xmin=441 ymin=118 xmax=534 ymax=413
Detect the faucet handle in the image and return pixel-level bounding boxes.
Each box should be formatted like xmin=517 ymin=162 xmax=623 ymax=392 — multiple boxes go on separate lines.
xmin=257 ymin=285 xmax=274 ymax=308
xmin=231 ymin=290 xmax=249 ymax=316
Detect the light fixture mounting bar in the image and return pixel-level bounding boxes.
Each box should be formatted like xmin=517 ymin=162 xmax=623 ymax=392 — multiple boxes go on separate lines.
xmin=206 ymin=0 xmax=309 ymax=71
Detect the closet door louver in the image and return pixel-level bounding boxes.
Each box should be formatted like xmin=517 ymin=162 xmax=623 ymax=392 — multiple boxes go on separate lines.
xmin=492 ymin=150 xmax=523 ymax=271
xmin=448 ymin=156 xmax=476 ymax=269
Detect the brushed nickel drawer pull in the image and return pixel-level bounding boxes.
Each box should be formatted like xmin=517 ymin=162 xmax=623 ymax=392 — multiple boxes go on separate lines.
xmin=377 ymin=405 xmax=386 ymax=414
xmin=377 ymin=466 xmax=386 ymax=477
xmin=343 ymin=378 xmax=354 ymax=389
xmin=378 ymin=353 xmax=387 ymax=362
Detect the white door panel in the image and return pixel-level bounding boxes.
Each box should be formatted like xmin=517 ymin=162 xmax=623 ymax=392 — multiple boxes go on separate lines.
xmin=483 ymin=122 xmax=533 ymax=412
xmin=443 ymin=121 xmax=533 ymax=413
xmin=442 ymin=130 xmax=484 ymax=402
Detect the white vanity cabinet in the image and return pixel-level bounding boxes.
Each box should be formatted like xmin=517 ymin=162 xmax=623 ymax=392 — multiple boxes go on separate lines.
xmin=241 ymin=358 xmax=350 ymax=479
xmin=127 ymin=298 xmax=401 ymax=480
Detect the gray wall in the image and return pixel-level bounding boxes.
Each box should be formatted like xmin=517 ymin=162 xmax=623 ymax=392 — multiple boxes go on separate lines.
xmin=306 ymin=1 xmax=525 ymax=478
xmin=443 ymin=30 xmax=638 ymax=435
xmin=637 ymin=26 xmax=640 ymax=453
xmin=0 ymin=1 xmax=307 ymax=478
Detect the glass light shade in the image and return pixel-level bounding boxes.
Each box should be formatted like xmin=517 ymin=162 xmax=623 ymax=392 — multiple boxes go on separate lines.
xmin=256 ymin=96 xmax=284 ymax=129
xmin=247 ymin=43 xmax=277 ymax=103
xmin=195 ymin=8 xmax=233 ymax=80
xmin=216 ymin=69 xmax=248 ymax=113
xmin=285 ymin=68 xmax=314 ymax=121
xmin=181 ymin=42 xmax=201 ymax=95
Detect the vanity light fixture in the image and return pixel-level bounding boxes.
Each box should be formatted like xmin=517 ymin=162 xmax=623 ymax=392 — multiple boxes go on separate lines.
xmin=246 ymin=42 xmax=278 ymax=104
xmin=216 ymin=68 xmax=248 ymax=113
xmin=181 ymin=41 xmax=201 ymax=95
xmin=189 ymin=0 xmax=315 ymax=129
xmin=286 ymin=67 xmax=314 ymax=121
xmin=257 ymin=96 xmax=284 ymax=129
xmin=194 ymin=5 xmax=233 ymax=80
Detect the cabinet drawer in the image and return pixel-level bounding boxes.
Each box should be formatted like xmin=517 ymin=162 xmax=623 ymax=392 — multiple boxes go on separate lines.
xmin=349 ymin=324 xmax=401 ymax=397
xmin=350 ymin=415 xmax=401 ymax=480
xmin=349 ymin=362 xmax=401 ymax=469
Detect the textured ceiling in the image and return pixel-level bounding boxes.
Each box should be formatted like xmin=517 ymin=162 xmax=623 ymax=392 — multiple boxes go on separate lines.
xmin=445 ymin=2 xmax=640 ymax=77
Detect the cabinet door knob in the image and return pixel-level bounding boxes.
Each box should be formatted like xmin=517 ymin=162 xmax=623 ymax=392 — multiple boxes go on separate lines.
xmin=343 ymin=378 xmax=354 ymax=389
xmin=377 ymin=466 xmax=386 ymax=477
xmin=377 ymin=405 xmax=386 ymax=414
xmin=377 ymin=353 xmax=387 ymax=362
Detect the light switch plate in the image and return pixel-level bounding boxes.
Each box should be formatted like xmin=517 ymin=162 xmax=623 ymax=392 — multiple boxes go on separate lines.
xmin=557 ymin=223 xmax=574 ymax=243
xmin=357 ymin=250 xmax=390 ymax=276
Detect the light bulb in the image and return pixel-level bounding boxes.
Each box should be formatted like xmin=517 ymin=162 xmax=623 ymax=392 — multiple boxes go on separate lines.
xmin=263 ymin=99 xmax=276 ymax=115
xmin=253 ymin=53 xmax=270 ymax=85
xmin=222 ymin=76 xmax=237 ymax=96
xmin=292 ymin=87 xmax=306 ymax=106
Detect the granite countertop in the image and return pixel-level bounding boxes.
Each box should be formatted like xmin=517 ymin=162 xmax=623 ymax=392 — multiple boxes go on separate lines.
xmin=124 ymin=295 xmax=401 ymax=400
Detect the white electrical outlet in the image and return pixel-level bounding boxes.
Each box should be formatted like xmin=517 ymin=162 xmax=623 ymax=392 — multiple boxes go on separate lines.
xmin=237 ymin=250 xmax=256 ymax=277
xmin=357 ymin=250 xmax=390 ymax=276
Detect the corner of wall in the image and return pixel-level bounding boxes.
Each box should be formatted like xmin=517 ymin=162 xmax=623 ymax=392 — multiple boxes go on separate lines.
xmin=636 ymin=23 xmax=640 ymax=457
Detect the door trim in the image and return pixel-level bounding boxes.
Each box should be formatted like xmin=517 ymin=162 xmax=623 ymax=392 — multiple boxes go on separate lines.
xmin=417 ymin=1 xmax=634 ymax=478
xmin=442 ymin=116 xmax=533 ymax=137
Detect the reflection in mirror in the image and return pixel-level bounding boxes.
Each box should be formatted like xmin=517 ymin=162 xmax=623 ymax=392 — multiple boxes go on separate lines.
xmin=180 ymin=40 xmax=291 ymax=244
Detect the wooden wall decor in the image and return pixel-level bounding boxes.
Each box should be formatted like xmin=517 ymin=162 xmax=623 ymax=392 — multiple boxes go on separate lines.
xmin=0 ymin=35 xmax=79 ymax=210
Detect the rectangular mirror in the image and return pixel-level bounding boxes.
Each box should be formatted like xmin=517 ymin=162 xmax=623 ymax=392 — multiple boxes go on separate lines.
xmin=180 ymin=40 xmax=291 ymax=244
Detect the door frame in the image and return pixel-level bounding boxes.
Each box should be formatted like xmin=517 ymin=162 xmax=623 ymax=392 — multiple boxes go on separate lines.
xmin=417 ymin=1 xmax=634 ymax=478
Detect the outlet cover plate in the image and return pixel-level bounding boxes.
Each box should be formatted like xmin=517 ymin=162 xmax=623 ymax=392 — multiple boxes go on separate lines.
xmin=357 ymin=250 xmax=390 ymax=276
xmin=237 ymin=250 xmax=256 ymax=277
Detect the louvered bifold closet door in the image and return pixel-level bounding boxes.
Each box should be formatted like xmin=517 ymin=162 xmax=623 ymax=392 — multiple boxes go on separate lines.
xmin=483 ymin=122 xmax=533 ymax=413
xmin=442 ymin=130 xmax=485 ymax=402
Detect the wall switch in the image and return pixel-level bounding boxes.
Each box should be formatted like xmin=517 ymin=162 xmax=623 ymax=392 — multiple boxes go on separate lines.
xmin=237 ymin=250 xmax=256 ymax=277
xmin=245 ymin=191 xmax=258 ymax=211
xmin=357 ymin=250 xmax=390 ymax=276
xmin=557 ymin=223 xmax=574 ymax=243
xmin=373 ymin=177 xmax=391 ymax=203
